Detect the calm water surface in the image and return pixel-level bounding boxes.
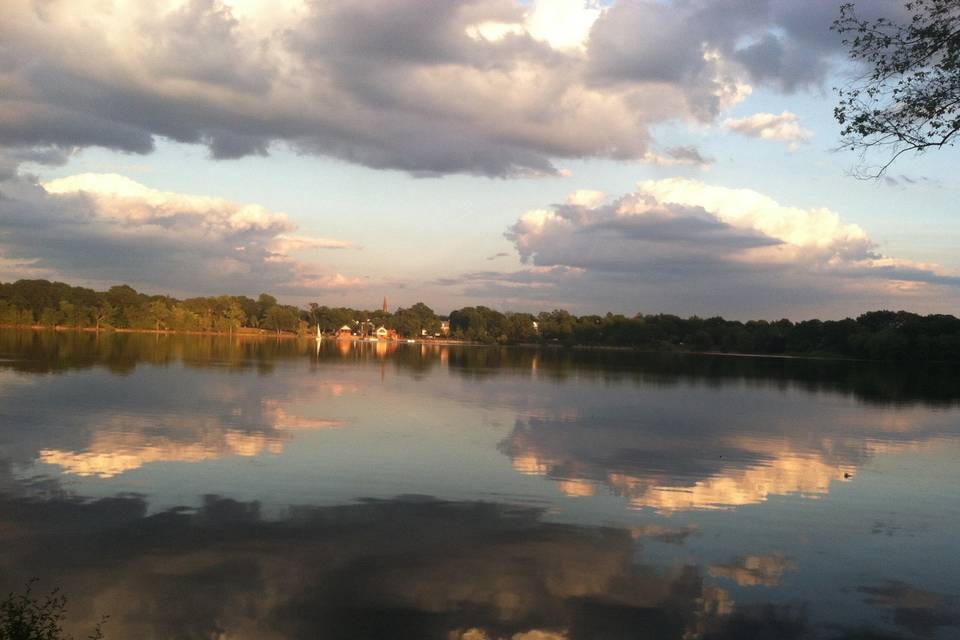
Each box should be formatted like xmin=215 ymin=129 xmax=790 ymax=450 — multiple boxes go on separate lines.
xmin=1 ymin=330 xmax=958 ymax=639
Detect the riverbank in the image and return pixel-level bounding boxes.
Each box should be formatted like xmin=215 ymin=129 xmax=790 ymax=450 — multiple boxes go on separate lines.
xmin=0 ymin=324 xmax=471 ymax=345
xmin=0 ymin=324 xmax=947 ymax=363
xmin=1 ymin=323 xmax=291 ymax=338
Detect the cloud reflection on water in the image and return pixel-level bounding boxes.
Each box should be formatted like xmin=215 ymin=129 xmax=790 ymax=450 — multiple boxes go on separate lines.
xmin=498 ymin=409 xmax=955 ymax=512
xmin=27 ymin=395 xmax=345 ymax=478
xmin=2 ymin=332 xmax=959 ymax=509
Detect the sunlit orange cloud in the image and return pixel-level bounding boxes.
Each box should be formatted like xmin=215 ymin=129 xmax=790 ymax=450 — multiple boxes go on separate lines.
xmin=511 ymin=454 xmax=552 ymax=476
xmin=507 ymin=422 xmax=958 ymax=512
xmin=708 ymin=553 xmax=794 ymax=587
xmin=38 ymin=432 xmax=282 ymax=478
xmin=607 ymin=452 xmax=852 ymax=512
xmin=556 ymin=478 xmax=596 ymax=497
xmin=37 ymin=401 xmax=345 ymax=478
xmin=512 ymin=454 xmax=596 ymax=498
xmin=509 ymin=444 xmax=855 ymax=512
xmin=261 ymin=400 xmax=345 ymax=431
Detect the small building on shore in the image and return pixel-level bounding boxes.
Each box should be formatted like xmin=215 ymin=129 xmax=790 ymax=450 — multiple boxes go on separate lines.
xmin=337 ymin=325 xmax=354 ymax=339
xmin=375 ymin=326 xmax=399 ymax=340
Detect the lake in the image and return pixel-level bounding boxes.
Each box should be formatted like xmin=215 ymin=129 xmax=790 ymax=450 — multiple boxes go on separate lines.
xmin=1 ymin=329 xmax=958 ymax=639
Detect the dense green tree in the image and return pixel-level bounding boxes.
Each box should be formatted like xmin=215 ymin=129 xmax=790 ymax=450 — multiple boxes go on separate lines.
xmin=39 ymin=307 xmax=57 ymax=328
xmin=224 ymin=300 xmax=246 ymax=334
xmin=147 ymin=300 xmax=168 ymax=332
xmin=506 ymin=313 xmax=539 ymax=343
xmin=256 ymin=293 xmax=278 ymax=323
xmin=263 ymin=305 xmax=300 ymax=334
xmin=58 ymin=300 xmax=77 ymax=328
xmin=94 ymin=302 xmax=114 ymax=333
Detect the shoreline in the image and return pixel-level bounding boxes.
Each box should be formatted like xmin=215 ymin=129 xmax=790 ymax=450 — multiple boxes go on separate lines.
xmin=0 ymin=325 xmax=939 ymax=363
xmin=0 ymin=324 xmax=470 ymax=345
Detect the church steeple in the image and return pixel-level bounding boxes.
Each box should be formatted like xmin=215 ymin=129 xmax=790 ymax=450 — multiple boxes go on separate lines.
xmin=382 ymin=296 xmax=388 ymax=313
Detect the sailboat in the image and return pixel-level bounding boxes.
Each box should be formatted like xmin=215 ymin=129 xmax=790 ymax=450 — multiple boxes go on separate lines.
xmin=316 ymin=324 xmax=322 ymax=341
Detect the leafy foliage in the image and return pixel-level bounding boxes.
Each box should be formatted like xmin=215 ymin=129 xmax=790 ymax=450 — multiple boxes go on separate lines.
xmin=448 ymin=308 xmax=960 ymax=361
xmin=833 ymin=0 xmax=960 ymax=176
xmin=0 ymin=581 xmax=105 ymax=640
xmin=0 ymin=280 xmax=299 ymax=334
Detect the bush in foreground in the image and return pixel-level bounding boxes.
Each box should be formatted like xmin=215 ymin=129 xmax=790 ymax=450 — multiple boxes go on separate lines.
xmin=0 ymin=581 xmax=105 ymax=640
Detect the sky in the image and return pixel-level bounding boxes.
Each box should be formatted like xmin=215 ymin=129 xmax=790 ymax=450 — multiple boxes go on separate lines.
xmin=1 ymin=0 xmax=959 ymax=319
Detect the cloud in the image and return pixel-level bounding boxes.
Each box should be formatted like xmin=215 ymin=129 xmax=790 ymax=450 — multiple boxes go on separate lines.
xmin=709 ymin=554 xmax=794 ymax=587
xmin=41 ymin=173 xmax=293 ymax=233
xmin=506 ymin=177 xmax=880 ymax=275
xmin=585 ymin=0 xmax=906 ymax=95
xmin=34 ymin=397 xmax=344 ymax=479
xmin=505 ymin=415 xmax=861 ymax=512
xmin=434 ymin=177 xmax=960 ymax=316
xmin=882 ymin=173 xmax=940 ymax=189
xmin=493 ymin=374 xmax=959 ymax=512
xmin=525 ymin=0 xmax=602 ymax=51
xmin=1 ymin=350 xmax=353 ymax=476
xmin=0 ymin=0 xmax=901 ymax=177
xmin=0 ymin=168 xmax=359 ymax=296
xmin=640 ymin=146 xmax=714 ymax=168
xmin=723 ymin=111 xmax=812 ymax=147
xmin=267 ymin=235 xmax=353 ymax=254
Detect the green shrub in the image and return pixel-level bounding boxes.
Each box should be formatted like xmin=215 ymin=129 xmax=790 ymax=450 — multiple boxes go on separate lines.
xmin=0 ymin=581 xmax=105 ymax=640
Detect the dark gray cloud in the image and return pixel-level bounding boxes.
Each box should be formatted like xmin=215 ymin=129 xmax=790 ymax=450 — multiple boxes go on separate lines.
xmin=663 ymin=146 xmax=714 ymax=166
xmin=586 ymin=0 xmax=910 ymax=99
xmin=506 ymin=190 xmax=811 ymax=276
xmin=882 ymin=173 xmax=941 ymax=189
xmin=522 ymin=199 xmax=782 ymax=273
xmin=0 ymin=0 xmax=900 ymax=177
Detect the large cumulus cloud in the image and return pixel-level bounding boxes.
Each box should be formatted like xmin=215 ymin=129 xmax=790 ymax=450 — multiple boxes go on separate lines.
xmin=0 ymin=163 xmax=360 ymax=296
xmin=437 ymin=178 xmax=960 ymax=316
xmin=0 ymin=0 xmax=903 ymax=177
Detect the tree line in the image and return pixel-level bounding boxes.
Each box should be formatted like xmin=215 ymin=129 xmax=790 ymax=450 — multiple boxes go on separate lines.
xmin=0 ymin=279 xmax=443 ymax=338
xmin=451 ymin=306 xmax=960 ymax=360
xmin=3 ymin=279 xmax=960 ymax=360
xmin=0 ymin=280 xmax=302 ymax=335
